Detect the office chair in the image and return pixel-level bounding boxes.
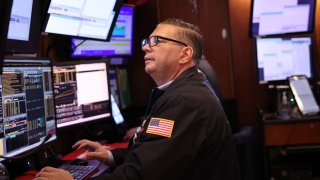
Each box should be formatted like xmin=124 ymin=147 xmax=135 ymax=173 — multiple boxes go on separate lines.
xmin=232 ymin=126 xmax=256 ymax=180
xmin=198 ymin=56 xmax=255 ymax=179
xmin=197 ymin=55 xmax=239 ymax=132
xmin=197 ymin=55 xmax=223 ymax=101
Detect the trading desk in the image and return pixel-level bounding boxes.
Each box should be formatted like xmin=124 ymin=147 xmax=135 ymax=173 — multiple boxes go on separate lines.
xmin=261 ymin=115 xmax=320 ymax=179
xmin=15 ymin=142 xmax=129 ymax=180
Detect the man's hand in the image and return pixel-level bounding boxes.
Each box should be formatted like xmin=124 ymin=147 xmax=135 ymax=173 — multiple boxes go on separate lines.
xmin=34 ymin=166 xmax=73 ymax=180
xmin=72 ymin=139 xmax=110 ymax=163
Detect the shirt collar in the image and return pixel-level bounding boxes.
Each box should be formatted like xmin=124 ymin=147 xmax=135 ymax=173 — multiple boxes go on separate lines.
xmin=158 ymin=80 xmax=173 ymax=90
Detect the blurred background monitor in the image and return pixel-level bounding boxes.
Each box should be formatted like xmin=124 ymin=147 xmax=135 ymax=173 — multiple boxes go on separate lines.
xmin=111 ymin=94 xmax=124 ymax=125
xmin=44 ymin=0 xmax=123 ymax=41
xmin=71 ymin=4 xmax=134 ymax=58
xmin=0 ymin=57 xmax=56 ymax=157
xmin=0 ymin=0 xmax=13 ymax=56
xmin=6 ymin=0 xmax=42 ymax=54
xmin=255 ymin=36 xmax=313 ymax=84
xmin=53 ymin=59 xmax=111 ymax=128
xmin=109 ymin=67 xmax=120 ymax=106
xmin=251 ymin=0 xmax=316 ymax=37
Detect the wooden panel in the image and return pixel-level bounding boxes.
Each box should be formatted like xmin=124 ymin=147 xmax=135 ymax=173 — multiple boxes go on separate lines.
xmin=228 ymin=0 xmax=271 ymax=127
xmin=156 ymin=0 xmax=234 ymax=99
xmin=264 ymin=121 xmax=320 ymax=146
xmin=315 ymin=0 xmax=320 ymax=67
xmin=156 ymin=0 xmax=199 ymax=24
xmin=198 ymin=0 xmax=234 ymax=98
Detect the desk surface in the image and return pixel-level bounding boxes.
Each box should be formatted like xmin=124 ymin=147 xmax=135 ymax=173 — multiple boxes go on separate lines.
xmin=263 ymin=114 xmax=320 ymax=124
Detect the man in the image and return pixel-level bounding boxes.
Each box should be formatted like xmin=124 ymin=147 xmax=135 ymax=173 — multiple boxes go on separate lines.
xmin=123 ymin=54 xmax=223 ymax=141
xmin=35 ymin=18 xmax=240 ymax=180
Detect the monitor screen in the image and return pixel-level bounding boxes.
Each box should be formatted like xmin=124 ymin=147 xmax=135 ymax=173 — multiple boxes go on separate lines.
xmin=255 ymin=36 xmax=313 ymax=84
xmin=6 ymin=0 xmax=41 ymax=54
xmin=251 ymin=0 xmax=316 ymax=37
xmin=111 ymin=94 xmax=124 ymax=125
xmin=44 ymin=0 xmax=123 ymax=41
xmin=0 ymin=57 xmax=57 ymax=157
xmin=71 ymin=5 xmax=134 ymax=58
xmin=53 ymin=60 xmax=111 ymax=128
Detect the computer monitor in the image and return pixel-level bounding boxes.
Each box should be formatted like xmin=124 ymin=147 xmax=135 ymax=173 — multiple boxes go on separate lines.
xmin=251 ymin=0 xmax=316 ymax=37
xmin=6 ymin=0 xmax=42 ymax=54
xmin=255 ymin=36 xmax=313 ymax=84
xmin=71 ymin=4 xmax=134 ymax=58
xmin=0 ymin=57 xmax=57 ymax=157
xmin=53 ymin=59 xmax=111 ymax=128
xmin=111 ymin=94 xmax=124 ymax=125
xmin=109 ymin=67 xmax=120 ymax=106
xmin=44 ymin=0 xmax=123 ymax=41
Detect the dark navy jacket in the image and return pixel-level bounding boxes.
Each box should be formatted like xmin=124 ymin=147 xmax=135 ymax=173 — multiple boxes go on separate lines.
xmin=92 ymin=67 xmax=241 ymax=180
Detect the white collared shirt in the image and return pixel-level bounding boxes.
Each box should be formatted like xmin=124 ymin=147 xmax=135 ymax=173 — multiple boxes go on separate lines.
xmin=158 ymin=80 xmax=173 ymax=90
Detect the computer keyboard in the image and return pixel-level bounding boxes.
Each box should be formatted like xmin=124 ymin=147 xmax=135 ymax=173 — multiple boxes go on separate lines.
xmin=59 ymin=164 xmax=98 ymax=180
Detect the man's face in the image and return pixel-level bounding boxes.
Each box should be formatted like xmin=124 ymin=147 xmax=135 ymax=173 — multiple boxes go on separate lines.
xmin=142 ymin=24 xmax=187 ymax=85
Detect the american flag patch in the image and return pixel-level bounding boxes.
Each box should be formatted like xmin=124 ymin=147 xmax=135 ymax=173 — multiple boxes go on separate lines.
xmin=146 ymin=118 xmax=174 ymax=138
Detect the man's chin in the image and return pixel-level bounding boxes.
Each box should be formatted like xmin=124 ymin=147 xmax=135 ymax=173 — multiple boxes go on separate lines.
xmin=145 ymin=68 xmax=151 ymax=74
xmin=145 ymin=67 xmax=155 ymax=75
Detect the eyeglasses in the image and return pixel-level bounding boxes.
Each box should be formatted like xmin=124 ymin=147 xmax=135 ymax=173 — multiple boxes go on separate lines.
xmin=141 ymin=36 xmax=188 ymax=49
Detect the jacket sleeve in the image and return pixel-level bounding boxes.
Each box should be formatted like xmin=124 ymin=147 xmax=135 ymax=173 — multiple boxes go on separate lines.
xmin=110 ymin=148 xmax=129 ymax=166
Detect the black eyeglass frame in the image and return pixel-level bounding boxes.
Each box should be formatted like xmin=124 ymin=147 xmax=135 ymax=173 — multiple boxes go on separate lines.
xmin=141 ymin=35 xmax=188 ymax=48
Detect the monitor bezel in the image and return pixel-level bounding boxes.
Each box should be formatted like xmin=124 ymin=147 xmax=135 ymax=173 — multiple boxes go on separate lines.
xmin=5 ymin=0 xmax=42 ymax=54
xmin=249 ymin=0 xmax=316 ymax=38
xmin=53 ymin=58 xmax=112 ymax=129
xmin=253 ymin=35 xmax=315 ymax=85
xmin=1 ymin=55 xmax=57 ymax=158
xmin=70 ymin=4 xmax=135 ymax=58
xmin=43 ymin=0 xmax=123 ymax=42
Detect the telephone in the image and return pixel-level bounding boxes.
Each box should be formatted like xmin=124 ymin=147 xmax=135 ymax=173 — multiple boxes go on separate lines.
xmin=288 ymin=75 xmax=319 ymax=115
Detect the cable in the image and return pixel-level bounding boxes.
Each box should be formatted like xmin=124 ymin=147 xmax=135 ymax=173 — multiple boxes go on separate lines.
xmin=71 ymin=39 xmax=87 ymax=53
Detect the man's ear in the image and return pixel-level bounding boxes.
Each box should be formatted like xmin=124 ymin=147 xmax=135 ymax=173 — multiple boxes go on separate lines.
xmin=179 ymin=46 xmax=193 ymax=64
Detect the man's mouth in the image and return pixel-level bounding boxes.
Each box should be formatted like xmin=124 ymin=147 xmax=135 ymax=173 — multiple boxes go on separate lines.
xmin=144 ymin=56 xmax=153 ymax=62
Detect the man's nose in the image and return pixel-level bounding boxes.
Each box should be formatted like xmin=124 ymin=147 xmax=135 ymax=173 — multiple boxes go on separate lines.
xmin=142 ymin=43 xmax=151 ymax=52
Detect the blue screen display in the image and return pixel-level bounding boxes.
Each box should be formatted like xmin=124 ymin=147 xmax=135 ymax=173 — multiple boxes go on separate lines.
xmin=71 ymin=5 xmax=134 ymax=57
